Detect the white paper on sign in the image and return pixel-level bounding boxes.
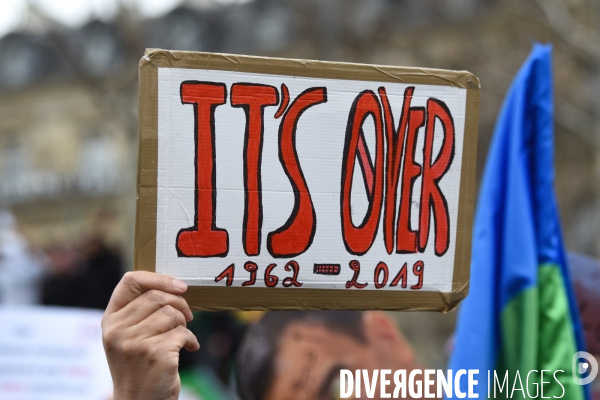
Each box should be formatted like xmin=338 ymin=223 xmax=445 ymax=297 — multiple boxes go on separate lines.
xmin=154 ymin=67 xmax=467 ymax=293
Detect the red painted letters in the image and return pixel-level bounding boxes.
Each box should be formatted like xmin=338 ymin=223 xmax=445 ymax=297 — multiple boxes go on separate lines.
xmin=418 ymin=99 xmax=454 ymax=256
xmin=380 ymin=87 xmax=413 ymax=255
xmin=176 ymin=82 xmax=229 ymax=257
xmin=341 ymin=90 xmax=385 ymax=255
xmin=231 ymin=83 xmax=279 ymax=256
xmin=396 ymin=107 xmax=425 ymax=253
xmin=177 ymin=81 xmax=455 ymax=266
xmin=267 ymin=87 xmax=328 ymax=258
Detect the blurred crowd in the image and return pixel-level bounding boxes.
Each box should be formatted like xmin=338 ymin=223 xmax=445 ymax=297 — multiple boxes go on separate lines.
xmin=0 ymin=209 xmax=251 ymax=392
xmin=0 ymin=210 xmax=121 ymax=309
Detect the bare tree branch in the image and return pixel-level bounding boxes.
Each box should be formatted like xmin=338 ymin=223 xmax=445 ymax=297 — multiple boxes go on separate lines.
xmin=534 ymin=0 xmax=600 ymax=66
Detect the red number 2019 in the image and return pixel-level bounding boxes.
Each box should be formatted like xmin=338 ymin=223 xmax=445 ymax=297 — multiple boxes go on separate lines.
xmin=346 ymin=260 xmax=425 ymax=290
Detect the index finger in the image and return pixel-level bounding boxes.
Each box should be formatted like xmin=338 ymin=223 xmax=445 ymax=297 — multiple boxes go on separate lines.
xmin=106 ymin=271 xmax=188 ymax=314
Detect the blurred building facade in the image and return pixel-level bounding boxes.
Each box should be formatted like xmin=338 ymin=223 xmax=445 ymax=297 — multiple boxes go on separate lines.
xmin=0 ymin=0 xmax=598 ymax=267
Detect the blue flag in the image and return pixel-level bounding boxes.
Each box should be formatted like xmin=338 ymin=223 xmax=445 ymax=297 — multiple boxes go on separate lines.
xmin=448 ymin=44 xmax=588 ymax=399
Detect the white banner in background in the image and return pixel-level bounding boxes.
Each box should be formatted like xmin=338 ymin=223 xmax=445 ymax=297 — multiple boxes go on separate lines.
xmin=0 ymin=306 xmax=112 ymax=400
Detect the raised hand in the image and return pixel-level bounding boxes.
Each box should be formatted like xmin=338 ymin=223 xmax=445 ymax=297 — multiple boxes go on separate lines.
xmin=101 ymin=271 xmax=200 ymax=400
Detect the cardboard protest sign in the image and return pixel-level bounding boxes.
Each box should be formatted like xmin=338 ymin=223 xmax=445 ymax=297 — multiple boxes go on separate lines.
xmin=135 ymin=49 xmax=479 ymax=311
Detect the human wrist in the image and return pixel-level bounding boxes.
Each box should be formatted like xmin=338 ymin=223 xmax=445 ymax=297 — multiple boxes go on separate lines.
xmin=112 ymin=385 xmax=143 ymax=400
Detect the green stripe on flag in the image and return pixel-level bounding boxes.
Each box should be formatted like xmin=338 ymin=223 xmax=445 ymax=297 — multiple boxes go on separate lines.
xmin=538 ymin=264 xmax=583 ymax=399
xmin=494 ymin=265 xmax=584 ymax=399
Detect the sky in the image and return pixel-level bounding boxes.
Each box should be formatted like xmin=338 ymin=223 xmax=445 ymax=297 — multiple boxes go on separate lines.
xmin=0 ymin=0 xmax=247 ymax=38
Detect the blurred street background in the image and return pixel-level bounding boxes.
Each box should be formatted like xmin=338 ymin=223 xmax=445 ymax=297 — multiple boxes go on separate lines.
xmin=0 ymin=0 xmax=599 ymax=396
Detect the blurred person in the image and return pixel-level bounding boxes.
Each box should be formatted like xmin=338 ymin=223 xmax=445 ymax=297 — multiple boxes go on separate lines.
xmin=182 ymin=310 xmax=247 ymax=384
xmin=568 ymin=253 xmax=600 ymax=398
xmin=236 ymin=310 xmax=424 ymax=400
xmin=0 ymin=210 xmax=44 ymax=305
xmin=79 ymin=236 xmax=124 ymax=308
xmin=41 ymin=245 xmax=85 ymax=307
xmin=102 ymin=271 xmax=429 ymax=400
xmin=42 ymin=236 xmax=123 ymax=309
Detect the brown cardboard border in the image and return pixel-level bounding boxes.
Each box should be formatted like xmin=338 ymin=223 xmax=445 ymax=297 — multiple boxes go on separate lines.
xmin=135 ymin=49 xmax=479 ymax=312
